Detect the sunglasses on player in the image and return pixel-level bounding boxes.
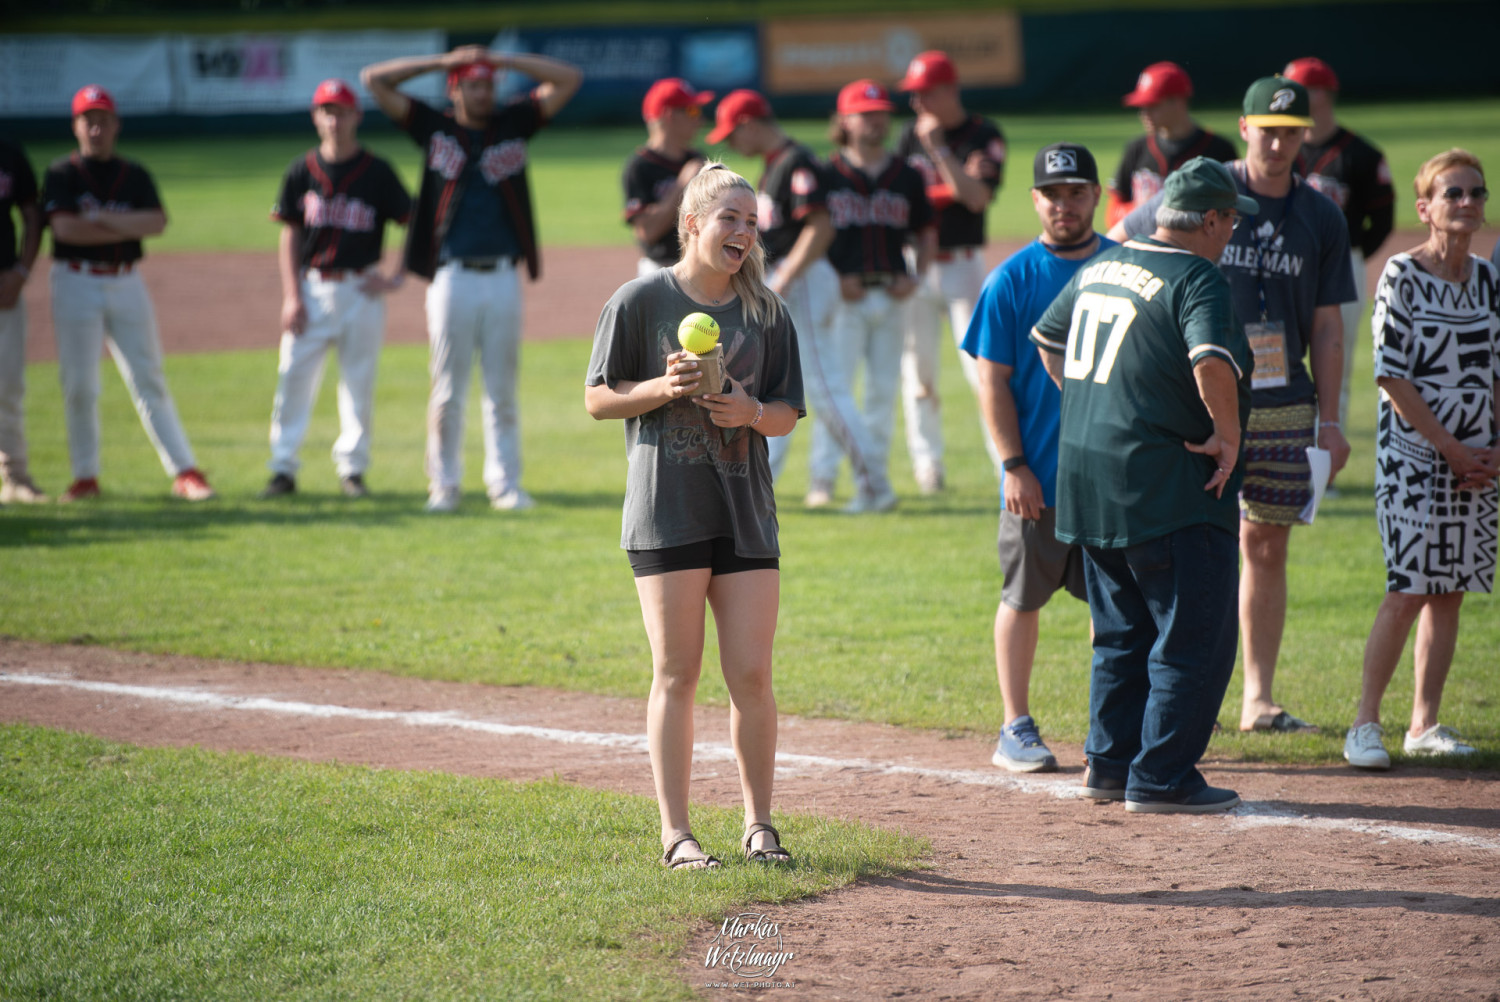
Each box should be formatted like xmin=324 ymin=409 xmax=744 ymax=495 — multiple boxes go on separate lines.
xmin=1438 ymin=186 xmax=1489 ymax=202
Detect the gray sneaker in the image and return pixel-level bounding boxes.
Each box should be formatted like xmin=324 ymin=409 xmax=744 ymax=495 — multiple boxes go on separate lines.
xmin=992 ymin=715 xmax=1058 ymax=773
xmin=1343 ymin=722 xmax=1391 ymax=770
xmin=425 ymin=487 xmax=460 ymax=513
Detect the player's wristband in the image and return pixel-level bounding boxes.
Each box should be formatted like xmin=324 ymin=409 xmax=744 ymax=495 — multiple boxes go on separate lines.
xmin=1002 ymin=456 xmax=1028 ymax=472
xmin=750 ymin=399 xmax=764 ymax=428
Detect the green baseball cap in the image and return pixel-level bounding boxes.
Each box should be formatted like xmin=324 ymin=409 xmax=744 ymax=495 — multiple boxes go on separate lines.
xmin=1162 ymin=157 xmax=1260 ymax=215
xmin=1242 ymin=75 xmax=1313 ymax=127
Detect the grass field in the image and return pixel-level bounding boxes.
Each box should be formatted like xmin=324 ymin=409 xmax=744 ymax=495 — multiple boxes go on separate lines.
xmin=5 ymin=97 xmax=1499 ymax=999
xmin=19 ymin=99 xmax=1500 ymax=251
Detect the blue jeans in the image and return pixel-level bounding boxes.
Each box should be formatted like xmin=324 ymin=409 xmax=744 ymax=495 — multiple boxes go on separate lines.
xmin=1083 ymin=523 xmax=1238 ymax=802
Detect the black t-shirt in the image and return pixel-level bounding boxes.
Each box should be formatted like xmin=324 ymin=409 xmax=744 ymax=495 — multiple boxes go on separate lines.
xmin=894 ymin=115 xmax=1005 ymax=250
xmin=622 ymin=147 xmax=703 ymax=267
xmin=1109 ymin=127 xmax=1238 ymax=208
xmin=823 ymin=152 xmax=934 ymax=277
xmin=757 ymin=141 xmax=828 ymax=267
xmin=1294 ymin=127 xmax=1395 ymax=259
xmin=0 ymin=138 xmax=38 ymax=271
xmin=42 ymin=153 xmax=163 ymax=265
xmin=271 ymin=149 xmax=411 ymax=271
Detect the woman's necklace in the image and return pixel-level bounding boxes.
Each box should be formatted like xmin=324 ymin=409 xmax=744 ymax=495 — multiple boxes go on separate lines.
xmin=678 ymin=267 xmax=728 ymax=306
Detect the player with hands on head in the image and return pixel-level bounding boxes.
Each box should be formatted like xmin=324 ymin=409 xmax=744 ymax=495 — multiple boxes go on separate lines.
xmin=961 ymin=142 xmax=1116 ymax=773
xmin=894 ymin=50 xmax=1008 ymax=491
xmin=260 ymin=78 xmax=411 ymax=500
xmin=0 ymin=134 xmax=46 ymax=503
xmin=816 ymin=79 xmax=936 ymax=513
xmin=43 ymin=86 xmax=215 ymax=503
xmin=585 ymin=163 xmax=804 ymax=870
xmin=361 ymin=43 xmax=582 ymax=513
xmin=624 ymin=78 xmax=713 ymax=278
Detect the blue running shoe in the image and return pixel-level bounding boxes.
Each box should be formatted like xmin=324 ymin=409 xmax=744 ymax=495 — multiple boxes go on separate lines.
xmin=992 ymin=715 xmax=1058 ymax=773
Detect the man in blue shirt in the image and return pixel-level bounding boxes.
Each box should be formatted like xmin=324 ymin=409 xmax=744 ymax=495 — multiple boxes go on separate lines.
xmin=961 ymin=143 xmax=1115 ymax=772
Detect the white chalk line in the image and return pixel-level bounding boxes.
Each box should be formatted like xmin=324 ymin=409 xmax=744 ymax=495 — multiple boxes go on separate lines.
xmin=5 ymin=671 xmax=1497 ymax=853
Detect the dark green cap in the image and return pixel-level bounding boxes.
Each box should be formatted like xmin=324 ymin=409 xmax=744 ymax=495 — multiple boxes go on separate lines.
xmin=1162 ymin=157 xmax=1260 ymax=215
xmin=1241 ymin=75 xmax=1313 ymax=127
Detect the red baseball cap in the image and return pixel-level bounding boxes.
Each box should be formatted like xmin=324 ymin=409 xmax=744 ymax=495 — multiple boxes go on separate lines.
xmin=1122 ymin=62 xmax=1193 ymax=107
xmin=311 ymin=78 xmax=359 ymax=109
xmin=446 ymin=62 xmax=495 ymax=90
xmin=642 ymin=78 xmax=714 ymax=122
xmin=707 ymin=89 xmax=772 ymax=145
xmin=1282 ymin=57 xmax=1340 ymax=92
xmin=896 ymin=51 xmax=958 ymax=92
xmin=71 ymin=85 xmax=116 ymax=117
xmin=837 ymin=79 xmax=896 ymax=115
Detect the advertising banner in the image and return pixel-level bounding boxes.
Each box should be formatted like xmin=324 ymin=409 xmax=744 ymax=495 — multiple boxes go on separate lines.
xmin=0 ymin=35 xmax=174 ymax=117
xmin=762 ymin=12 xmax=1023 ymax=95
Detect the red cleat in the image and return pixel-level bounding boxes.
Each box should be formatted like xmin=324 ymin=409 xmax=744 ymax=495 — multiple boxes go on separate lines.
xmin=58 ymin=478 xmax=101 ymax=503
xmin=171 ymin=469 xmax=216 ymax=502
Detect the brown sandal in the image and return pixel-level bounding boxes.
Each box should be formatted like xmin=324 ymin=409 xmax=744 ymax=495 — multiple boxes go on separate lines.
xmin=743 ymin=822 xmax=793 ymax=864
xmin=662 ymin=834 xmax=721 ymax=870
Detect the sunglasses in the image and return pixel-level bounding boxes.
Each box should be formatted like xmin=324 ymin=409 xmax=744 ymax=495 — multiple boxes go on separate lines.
xmin=1218 ymin=209 xmax=1242 ymax=230
xmin=1439 ymin=186 xmax=1488 ymax=202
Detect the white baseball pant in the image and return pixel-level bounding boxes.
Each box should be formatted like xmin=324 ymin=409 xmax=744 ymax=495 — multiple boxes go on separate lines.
xmin=765 ymin=258 xmax=847 ymax=482
xmin=0 ymin=299 xmax=31 ymax=482
xmin=808 ymin=285 xmax=905 ymax=495
xmin=425 ymin=260 xmax=524 ymax=498
xmin=51 ymin=263 xmax=198 ymax=480
xmin=268 ymin=269 xmax=386 ymax=479
xmin=1337 ymin=248 xmax=1367 ymax=430
xmin=901 ymin=249 xmax=1002 ymax=483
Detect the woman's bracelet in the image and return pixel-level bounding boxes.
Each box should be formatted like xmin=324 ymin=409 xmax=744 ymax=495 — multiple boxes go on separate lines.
xmin=750 ymin=399 xmax=764 ymax=427
xmin=1318 ymin=421 xmax=1341 ymax=430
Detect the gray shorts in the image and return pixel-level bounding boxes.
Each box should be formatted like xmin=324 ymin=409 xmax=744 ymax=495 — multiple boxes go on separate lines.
xmin=998 ymin=507 xmax=1088 ymax=612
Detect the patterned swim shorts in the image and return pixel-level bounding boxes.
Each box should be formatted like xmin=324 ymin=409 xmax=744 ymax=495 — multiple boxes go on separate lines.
xmin=1239 ymin=401 xmax=1316 ymax=526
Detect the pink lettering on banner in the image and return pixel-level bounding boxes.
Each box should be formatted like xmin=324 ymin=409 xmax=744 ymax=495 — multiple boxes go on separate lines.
xmin=241 ymin=41 xmax=284 ymax=82
xmin=302 ymin=192 xmax=377 ymax=232
xmin=826 ymin=189 xmax=911 ymax=229
xmin=479 ymin=139 xmax=527 ymax=184
xmin=429 ymin=135 xmax=467 ymax=181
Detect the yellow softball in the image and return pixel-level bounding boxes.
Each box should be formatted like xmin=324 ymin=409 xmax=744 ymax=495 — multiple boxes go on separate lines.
xmin=677 ymin=312 xmax=720 ymax=355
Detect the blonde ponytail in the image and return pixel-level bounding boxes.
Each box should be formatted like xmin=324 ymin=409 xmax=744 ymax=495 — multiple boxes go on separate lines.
xmin=676 ymin=161 xmax=784 ymax=328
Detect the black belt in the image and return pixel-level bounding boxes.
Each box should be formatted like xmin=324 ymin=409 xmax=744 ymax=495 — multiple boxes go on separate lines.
xmin=446 ymin=257 xmax=513 ymax=272
xmin=858 ymin=272 xmax=896 ymax=288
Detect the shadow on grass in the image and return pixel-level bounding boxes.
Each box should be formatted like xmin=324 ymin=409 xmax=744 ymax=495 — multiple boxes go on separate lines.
xmin=864 ymin=872 xmax=1500 ymax=917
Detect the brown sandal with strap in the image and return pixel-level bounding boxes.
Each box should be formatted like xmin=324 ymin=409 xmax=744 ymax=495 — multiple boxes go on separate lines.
xmin=661 ymin=833 xmax=721 ymax=870
xmin=743 ymin=822 xmax=793 ymax=864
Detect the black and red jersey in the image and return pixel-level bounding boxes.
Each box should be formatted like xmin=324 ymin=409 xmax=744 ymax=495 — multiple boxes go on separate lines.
xmin=1109 ymin=127 xmax=1237 ymax=207
xmin=1294 ymin=126 xmax=1395 ymax=259
xmin=622 ymin=146 xmax=703 ymax=267
xmin=41 ymin=153 xmax=161 ymax=265
xmin=0 ymin=138 xmax=37 ymax=272
xmin=272 ymin=149 xmax=411 ymax=272
xmin=400 ymin=96 xmax=545 ymax=282
xmin=894 ymin=114 xmax=1005 ymax=250
xmin=757 ymin=141 xmax=827 ymax=267
xmin=822 ymin=152 xmax=933 ymax=277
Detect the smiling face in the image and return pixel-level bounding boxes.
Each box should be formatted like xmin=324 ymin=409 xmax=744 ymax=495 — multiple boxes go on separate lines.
xmin=685 ymin=186 xmax=758 ymax=276
xmin=1032 ymin=182 xmax=1100 ymax=245
xmin=1417 ymin=165 xmax=1488 ymax=236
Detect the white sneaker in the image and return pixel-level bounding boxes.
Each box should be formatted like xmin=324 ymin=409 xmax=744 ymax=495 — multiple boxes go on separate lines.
xmin=1343 ymin=722 xmax=1391 ymax=770
xmin=804 ymin=482 xmax=834 ymax=508
xmin=489 ymin=488 xmax=535 ymax=511
xmin=425 ymin=487 xmax=460 ymax=513
xmin=1403 ymin=724 xmax=1476 ymax=757
xmin=915 ymin=467 xmax=945 ymax=495
xmin=843 ymin=486 xmax=898 ymax=514
xmin=0 ymin=478 xmax=48 ymax=503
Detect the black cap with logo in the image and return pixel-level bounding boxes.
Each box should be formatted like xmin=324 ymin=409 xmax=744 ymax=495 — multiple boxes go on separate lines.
xmin=1032 ymin=142 xmax=1099 ymax=188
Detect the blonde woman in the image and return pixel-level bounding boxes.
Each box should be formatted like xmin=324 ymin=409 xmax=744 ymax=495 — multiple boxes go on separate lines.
xmin=1344 ymin=149 xmax=1499 ymax=769
xmin=585 ymin=164 xmax=803 ymax=868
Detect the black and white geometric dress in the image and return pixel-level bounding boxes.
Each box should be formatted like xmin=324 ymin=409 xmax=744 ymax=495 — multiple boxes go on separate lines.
xmin=1371 ymin=252 xmax=1500 ymax=594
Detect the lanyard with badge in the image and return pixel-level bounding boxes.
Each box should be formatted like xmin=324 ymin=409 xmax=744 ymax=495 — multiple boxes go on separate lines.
xmin=1245 ymin=180 xmax=1296 ymax=390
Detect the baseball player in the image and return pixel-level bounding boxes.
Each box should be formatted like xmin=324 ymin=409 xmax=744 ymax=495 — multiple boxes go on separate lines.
xmin=962 ymin=142 xmax=1116 ymax=773
xmin=361 ymin=45 xmax=582 ymax=512
xmin=819 ymin=79 xmax=935 ymax=513
xmin=624 ymin=78 xmax=712 ymax=278
xmin=260 ymin=79 xmax=411 ymax=500
xmin=706 ymin=89 xmax=856 ymax=486
xmin=43 ymin=86 xmax=215 ymax=503
xmin=0 ymin=135 xmax=46 ymax=503
xmin=894 ymin=50 xmax=1007 ymax=492
xmin=1107 ymin=62 xmax=1237 ymax=229
xmin=1282 ymin=57 xmax=1395 ymax=433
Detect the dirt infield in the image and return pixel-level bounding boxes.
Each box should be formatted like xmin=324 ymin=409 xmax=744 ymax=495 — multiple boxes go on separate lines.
xmin=4 ymin=638 xmax=1498 ymax=1001
xmin=23 ymin=230 xmax=1489 ymax=362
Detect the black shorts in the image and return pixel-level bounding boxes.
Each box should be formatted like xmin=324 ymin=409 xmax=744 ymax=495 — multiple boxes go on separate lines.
xmin=627 ymin=537 xmax=780 ymax=578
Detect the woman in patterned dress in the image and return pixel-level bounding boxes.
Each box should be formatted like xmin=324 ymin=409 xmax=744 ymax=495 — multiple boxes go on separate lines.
xmin=1344 ymin=149 xmax=1500 ymax=770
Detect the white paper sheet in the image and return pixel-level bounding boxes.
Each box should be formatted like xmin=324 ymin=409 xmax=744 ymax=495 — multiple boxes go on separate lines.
xmin=1300 ymin=447 xmax=1332 ymax=524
